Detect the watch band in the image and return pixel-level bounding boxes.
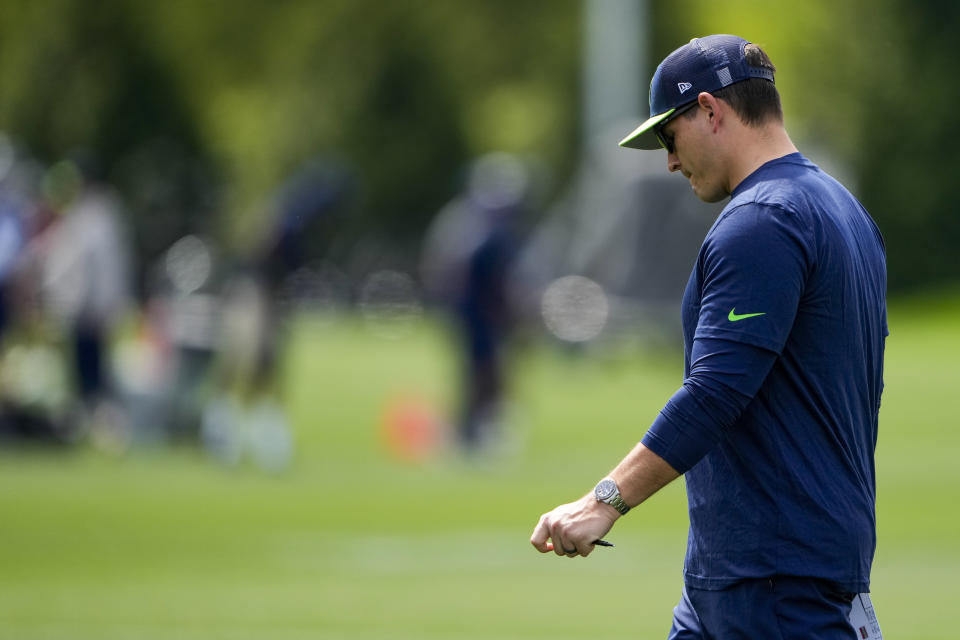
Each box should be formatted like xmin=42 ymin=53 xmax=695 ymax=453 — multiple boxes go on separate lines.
xmin=605 ymin=492 xmax=630 ymax=515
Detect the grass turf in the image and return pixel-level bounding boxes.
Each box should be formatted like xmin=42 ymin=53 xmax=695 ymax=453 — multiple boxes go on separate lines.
xmin=0 ymin=291 xmax=956 ymax=638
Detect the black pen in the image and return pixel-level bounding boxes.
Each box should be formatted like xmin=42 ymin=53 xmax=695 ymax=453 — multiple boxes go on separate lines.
xmin=593 ymin=539 xmax=615 ymax=547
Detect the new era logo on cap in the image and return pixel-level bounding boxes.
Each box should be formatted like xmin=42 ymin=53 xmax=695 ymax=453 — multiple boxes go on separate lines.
xmin=678 ymin=82 xmax=693 ymax=94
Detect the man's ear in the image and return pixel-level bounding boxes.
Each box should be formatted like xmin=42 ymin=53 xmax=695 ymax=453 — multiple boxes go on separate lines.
xmin=697 ymin=92 xmax=722 ymax=131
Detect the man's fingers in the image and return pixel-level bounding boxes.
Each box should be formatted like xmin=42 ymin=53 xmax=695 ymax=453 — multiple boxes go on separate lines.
xmin=553 ymin=533 xmax=575 ymax=557
xmin=553 ymin=540 xmax=568 ymax=556
xmin=532 ymin=512 xmax=571 ymax=557
xmin=545 ymin=539 xmax=589 ymax=557
xmin=531 ymin=503 xmax=601 ymax=558
xmin=530 ymin=515 xmax=552 ymax=553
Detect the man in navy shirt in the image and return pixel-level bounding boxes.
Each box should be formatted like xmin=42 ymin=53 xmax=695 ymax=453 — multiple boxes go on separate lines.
xmin=530 ymin=35 xmax=887 ymax=639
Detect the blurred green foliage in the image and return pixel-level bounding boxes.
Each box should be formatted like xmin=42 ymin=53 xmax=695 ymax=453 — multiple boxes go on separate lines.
xmin=0 ymin=0 xmax=580 ymax=264
xmin=0 ymin=0 xmax=953 ymax=288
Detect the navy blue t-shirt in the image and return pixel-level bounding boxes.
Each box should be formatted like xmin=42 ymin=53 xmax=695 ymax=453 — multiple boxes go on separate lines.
xmin=642 ymin=153 xmax=887 ymax=593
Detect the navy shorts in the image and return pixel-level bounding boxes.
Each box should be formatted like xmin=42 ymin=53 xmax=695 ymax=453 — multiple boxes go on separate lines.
xmin=667 ymin=576 xmax=858 ymax=640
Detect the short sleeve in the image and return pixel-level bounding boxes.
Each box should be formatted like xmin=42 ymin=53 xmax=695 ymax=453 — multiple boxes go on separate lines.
xmin=694 ymin=203 xmax=812 ymax=353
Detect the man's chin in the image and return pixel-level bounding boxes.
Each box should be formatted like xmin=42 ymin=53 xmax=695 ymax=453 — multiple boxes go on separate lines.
xmin=691 ymin=183 xmax=728 ymax=203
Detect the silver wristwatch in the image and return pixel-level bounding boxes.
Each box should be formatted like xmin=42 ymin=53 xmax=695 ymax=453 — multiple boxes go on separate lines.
xmin=594 ymin=477 xmax=630 ymax=515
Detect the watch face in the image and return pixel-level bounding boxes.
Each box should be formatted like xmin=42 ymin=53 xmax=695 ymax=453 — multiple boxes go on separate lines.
xmin=595 ymin=478 xmax=616 ymax=501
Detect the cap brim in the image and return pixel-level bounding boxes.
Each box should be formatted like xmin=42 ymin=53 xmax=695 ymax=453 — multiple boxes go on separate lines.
xmin=618 ymin=109 xmax=675 ymax=150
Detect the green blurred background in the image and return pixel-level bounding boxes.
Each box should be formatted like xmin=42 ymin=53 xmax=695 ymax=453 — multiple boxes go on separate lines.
xmin=3 ymin=0 xmax=958 ymax=288
xmin=0 ymin=0 xmax=957 ymax=638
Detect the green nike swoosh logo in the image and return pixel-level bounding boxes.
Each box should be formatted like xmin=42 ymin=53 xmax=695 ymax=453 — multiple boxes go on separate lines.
xmin=728 ymin=308 xmax=766 ymax=322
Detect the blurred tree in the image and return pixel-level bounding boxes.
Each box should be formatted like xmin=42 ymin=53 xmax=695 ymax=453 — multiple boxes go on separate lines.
xmin=0 ymin=0 xmax=217 ymax=290
xmin=138 ymin=0 xmax=580 ymax=264
xmin=856 ymin=0 xmax=960 ymax=290
xmin=3 ymin=0 xmax=952 ymax=291
xmin=0 ymin=0 xmax=580 ymax=278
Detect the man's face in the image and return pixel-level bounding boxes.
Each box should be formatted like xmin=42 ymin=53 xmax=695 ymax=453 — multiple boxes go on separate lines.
xmin=660 ymin=106 xmax=728 ymax=203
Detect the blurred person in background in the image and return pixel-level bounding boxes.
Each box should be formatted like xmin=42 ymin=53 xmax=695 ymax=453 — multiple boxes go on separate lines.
xmin=531 ymin=35 xmax=886 ymax=639
xmin=421 ymin=153 xmax=528 ymax=455
xmin=136 ymin=233 xmax=221 ymax=445
xmin=201 ymin=263 xmax=289 ymax=471
xmin=201 ymin=158 xmax=351 ymax=472
xmin=0 ymin=135 xmax=28 ymax=348
xmin=37 ymin=154 xmax=132 ymax=447
xmin=0 ymin=138 xmax=64 ymax=443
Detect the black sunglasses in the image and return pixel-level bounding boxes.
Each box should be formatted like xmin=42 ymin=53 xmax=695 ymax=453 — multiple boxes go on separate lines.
xmin=655 ymin=101 xmax=698 ymax=153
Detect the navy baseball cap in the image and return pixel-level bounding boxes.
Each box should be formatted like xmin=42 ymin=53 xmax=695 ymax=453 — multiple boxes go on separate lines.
xmin=619 ymin=35 xmax=775 ymax=150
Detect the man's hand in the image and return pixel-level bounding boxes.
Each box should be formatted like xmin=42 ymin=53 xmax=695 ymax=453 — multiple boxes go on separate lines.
xmin=530 ymin=493 xmax=619 ymax=558
xmin=530 ymin=444 xmax=679 ymax=558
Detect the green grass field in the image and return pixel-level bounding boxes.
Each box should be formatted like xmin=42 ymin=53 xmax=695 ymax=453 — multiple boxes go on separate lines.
xmin=0 ymin=290 xmax=957 ymax=639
